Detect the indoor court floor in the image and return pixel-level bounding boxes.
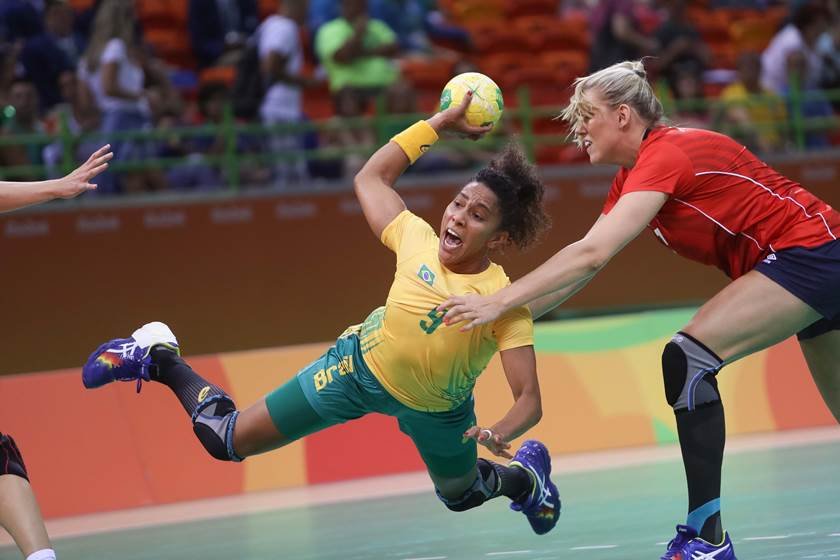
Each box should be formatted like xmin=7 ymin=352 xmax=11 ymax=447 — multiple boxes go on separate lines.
xmin=2 ymin=427 xmax=838 ymax=559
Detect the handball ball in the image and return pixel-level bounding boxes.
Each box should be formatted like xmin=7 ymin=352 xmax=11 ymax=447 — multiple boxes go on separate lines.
xmin=439 ymin=72 xmax=504 ymax=127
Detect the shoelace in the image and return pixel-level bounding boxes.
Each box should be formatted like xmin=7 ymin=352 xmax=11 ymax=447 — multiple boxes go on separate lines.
xmin=661 ymin=532 xmax=691 ymax=560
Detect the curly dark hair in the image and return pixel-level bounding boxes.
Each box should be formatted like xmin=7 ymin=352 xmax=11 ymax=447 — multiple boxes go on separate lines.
xmin=474 ymin=143 xmax=551 ymax=251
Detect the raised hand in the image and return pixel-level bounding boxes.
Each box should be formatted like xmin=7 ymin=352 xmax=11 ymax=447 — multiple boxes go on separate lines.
xmin=54 ymin=145 xmax=113 ymax=199
xmin=429 ymin=90 xmax=494 ymax=140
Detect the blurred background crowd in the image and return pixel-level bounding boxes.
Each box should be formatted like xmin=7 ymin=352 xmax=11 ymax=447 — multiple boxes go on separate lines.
xmin=0 ymin=0 xmax=838 ymax=194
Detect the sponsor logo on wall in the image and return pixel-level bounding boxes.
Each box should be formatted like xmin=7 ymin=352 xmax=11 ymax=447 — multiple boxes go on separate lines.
xmin=210 ymin=206 xmax=253 ymax=224
xmin=76 ymin=215 xmax=121 ymax=234
xmin=143 ymin=210 xmax=186 ymax=229
xmin=4 ymin=219 xmax=49 ymax=238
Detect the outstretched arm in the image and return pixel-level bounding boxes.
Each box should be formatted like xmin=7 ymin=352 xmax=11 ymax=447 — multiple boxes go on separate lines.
xmin=464 ymin=345 xmax=541 ymax=459
xmin=0 ymin=145 xmax=112 ymax=213
xmin=353 ymin=91 xmax=490 ymax=239
xmin=441 ymin=190 xmax=668 ymax=329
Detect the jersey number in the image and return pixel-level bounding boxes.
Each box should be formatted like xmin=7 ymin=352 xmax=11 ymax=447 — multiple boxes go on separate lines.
xmin=420 ymin=308 xmax=444 ymax=334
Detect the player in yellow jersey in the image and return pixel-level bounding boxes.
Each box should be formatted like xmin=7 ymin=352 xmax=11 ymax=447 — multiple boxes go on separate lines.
xmin=82 ymin=93 xmax=562 ymax=534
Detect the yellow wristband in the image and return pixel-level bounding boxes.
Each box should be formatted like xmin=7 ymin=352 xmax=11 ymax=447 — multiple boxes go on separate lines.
xmin=390 ymin=120 xmax=439 ymax=164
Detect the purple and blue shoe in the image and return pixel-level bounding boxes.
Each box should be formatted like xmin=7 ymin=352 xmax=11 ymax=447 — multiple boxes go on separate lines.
xmin=660 ymin=525 xmax=737 ymax=560
xmin=509 ymin=439 xmax=561 ymax=535
xmin=82 ymin=322 xmax=179 ymax=392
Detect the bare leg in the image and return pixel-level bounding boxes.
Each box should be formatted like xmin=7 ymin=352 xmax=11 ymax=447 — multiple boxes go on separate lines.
xmin=0 ymin=475 xmax=51 ymax=557
xmin=232 ymin=399 xmax=293 ymax=457
xmin=682 ymin=271 xmax=820 ymax=362
xmin=799 ymin=330 xmax=840 ymax=423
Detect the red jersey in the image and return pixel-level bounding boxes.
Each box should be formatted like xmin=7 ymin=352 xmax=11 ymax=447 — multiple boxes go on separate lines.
xmin=602 ymin=127 xmax=840 ymax=279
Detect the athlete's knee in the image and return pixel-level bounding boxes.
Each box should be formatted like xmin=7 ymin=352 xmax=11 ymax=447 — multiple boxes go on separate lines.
xmin=192 ymin=395 xmax=244 ymax=462
xmin=662 ymin=332 xmax=724 ymax=411
xmin=436 ymin=459 xmax=497 ymax=512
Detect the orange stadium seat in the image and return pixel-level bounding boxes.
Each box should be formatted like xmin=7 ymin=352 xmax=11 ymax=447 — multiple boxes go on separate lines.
xmin=137 ymin=0 xmax=188 ymax=27
xmin=399 ymin=57 xmax=458 ymax=90
xmin=145 ymin=28 xmax=194 ymax=69
xmin=708 ymin=43 xmax=739 ymax=70
xmin=504 ymin=0 xmax=558 ymax=18
xmin=540 ymin=50 xmax=589 ymax=79
xmin=259 ymin=0 xmax=278 ymax=19
xmin=68 ymin=0 xmax=94 ymax=10
xmin=467 ymin=21 xmax=531 ymax=55
xmin=199 ymin=65 xmax=237 ymax=87
xmin=302 ymin=86 xmax=334 ymax=120
xmin=447 ymin=0 xmax=506 ymax=24
xmin=729 ymin=18 xmax=777 ymax=52
xmin=518 ymin=19 xmax=590 ymax=52
xmin=479 ymin=53 xmax=526 ymax=88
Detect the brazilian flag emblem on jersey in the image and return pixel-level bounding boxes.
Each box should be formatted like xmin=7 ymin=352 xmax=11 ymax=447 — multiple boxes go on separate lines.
xmin=417 ymin=264 xmax=435 ymax=286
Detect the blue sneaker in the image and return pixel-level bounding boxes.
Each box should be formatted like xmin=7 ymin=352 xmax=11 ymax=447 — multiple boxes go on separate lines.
xmin=661 ymin=525 xmax=737 ymax=560
xmin=508 ymin=440 xmax=561 ymax=535
xmin=82 ymin=322 xmax=179 ymax=392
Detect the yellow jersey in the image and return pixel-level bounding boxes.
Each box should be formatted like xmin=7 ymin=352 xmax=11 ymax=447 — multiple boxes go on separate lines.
xmin=345 ymin=210 xmax=534 ymax=412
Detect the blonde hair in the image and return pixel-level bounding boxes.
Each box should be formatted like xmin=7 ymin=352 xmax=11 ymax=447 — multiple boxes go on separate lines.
xmin=83 ymin=0 xmax=137 ymax=73
xmin=559 ymin=60 xmax=665 ymax=147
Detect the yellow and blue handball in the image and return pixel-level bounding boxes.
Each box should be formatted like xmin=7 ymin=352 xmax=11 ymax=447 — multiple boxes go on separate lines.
xmin=439 ymin=72 xmax=504 ymax=127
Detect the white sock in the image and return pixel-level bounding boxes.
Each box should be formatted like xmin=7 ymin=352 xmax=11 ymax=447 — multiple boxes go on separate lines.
xmin=26 ymin=549 xmax=56 ymax=560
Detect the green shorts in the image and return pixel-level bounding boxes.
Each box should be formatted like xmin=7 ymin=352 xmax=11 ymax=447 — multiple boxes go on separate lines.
xmin=265 ymin=333 xmax=477 ymax=478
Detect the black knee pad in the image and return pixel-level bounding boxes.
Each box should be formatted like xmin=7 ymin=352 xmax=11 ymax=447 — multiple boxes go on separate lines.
xmin=436 ymin=459 xmax=497 ymax=512
xmin=192 ymin=395 xmax=244 ymax=462
xmin=662 ymin=332 xmax=724 ymax=411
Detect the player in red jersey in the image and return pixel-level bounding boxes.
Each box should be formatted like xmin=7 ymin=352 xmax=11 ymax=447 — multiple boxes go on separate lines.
xmin=1 ymin=145 xmax=112 ymax=560
xmin=439 ymin=60 xmax=840 ymax=560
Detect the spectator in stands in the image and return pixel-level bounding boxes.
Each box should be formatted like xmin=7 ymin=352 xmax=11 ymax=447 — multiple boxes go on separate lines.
xmin=0 ymin=78 xmax=46 ymax=180
xmin=370 ymin=0 xmax=469 ymax=56
xmin=816 ymin=14 xmax=840 ymax=94
xmin=315 ymin=0 xmax=400 ymax=114
xmin=42 ymin=70 xmax=102 ymax=178
xmin=718 ymin=51 xmax=788 ymax=153
xmin=369 ymin=0 xmax=432 ymax=53
xmin=783 ymin=48 xmax=833 ymax=149
xmin=18 ymin=17 xmax=74 ymax=111
xmin=323 ymin=85 xmax=378 ymax=177
xmin=79 ymin=0 xmax=170 ymax=193
xmin=258 ymin=0 xmax=319 ymax=187
xmin=667 ymin=62 xmax=711 ymax=129
xmin=188 ymin=0 xmax=259 ymax=69
xmin=44 ymin=0 xmax=82 ymax=66
xmin=589 ymin=0 xmax=658 ymax=72
xmin=0 ymin=0 xmax=42 ymax=43
xmin=0 ymin=41 xmax=23 ymax=106
xmin=194 ymin=80 xmax=271 ymax=186
xmin=761 ymin=0 xmax=829 ymax=95
xmin=652 ymin=0 xmax=709 ymax=86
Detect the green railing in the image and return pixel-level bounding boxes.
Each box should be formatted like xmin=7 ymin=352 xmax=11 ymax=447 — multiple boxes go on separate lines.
xmin=2 ymin=83 xmax=839 ymax=187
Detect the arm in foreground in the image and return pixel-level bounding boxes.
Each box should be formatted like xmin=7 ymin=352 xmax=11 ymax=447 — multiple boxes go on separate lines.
xmin=441 ymin=191 xmax=668 ymax=329
xmin=0 ymin=145 xmax=112 ymax=213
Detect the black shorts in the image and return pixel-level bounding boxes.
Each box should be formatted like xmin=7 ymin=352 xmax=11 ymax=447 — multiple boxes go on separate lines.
xmin=0 ymin=432 xmax=28 ymax=480
xmin=754 ymin=239 xmax=840 ymax=341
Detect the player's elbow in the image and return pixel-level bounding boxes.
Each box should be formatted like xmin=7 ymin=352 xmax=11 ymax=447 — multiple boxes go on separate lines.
xmin=352 ymin=171 xmax=369 ymax=197
xmin=577 ymin=242 xmax=610 ymax=275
